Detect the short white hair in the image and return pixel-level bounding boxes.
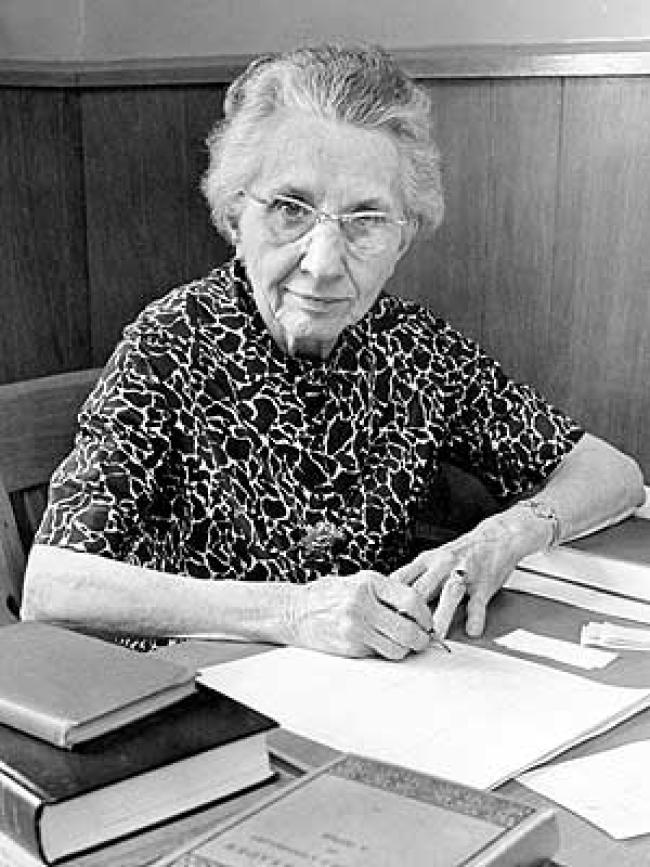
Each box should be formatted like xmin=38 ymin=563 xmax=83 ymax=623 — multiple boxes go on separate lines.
xmin=202 ymin=43 xmax=444 ymax=243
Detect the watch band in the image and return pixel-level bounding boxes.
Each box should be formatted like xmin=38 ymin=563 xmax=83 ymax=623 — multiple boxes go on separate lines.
xmin=517 ymin=499 xmax=562 ymax=549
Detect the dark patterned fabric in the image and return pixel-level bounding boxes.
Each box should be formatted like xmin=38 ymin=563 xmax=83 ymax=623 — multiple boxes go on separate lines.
xmin=37 ymin=259 xmax=583 ymax=586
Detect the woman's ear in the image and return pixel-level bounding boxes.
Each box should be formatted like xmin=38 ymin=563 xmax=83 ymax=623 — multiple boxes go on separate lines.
xmin=396 ymin=219 xmax=418 ymax=260
xmin=225 ymin=214 xmax=241 ymax=254
xmin=225 ymin=194 xmax=246 ymax=254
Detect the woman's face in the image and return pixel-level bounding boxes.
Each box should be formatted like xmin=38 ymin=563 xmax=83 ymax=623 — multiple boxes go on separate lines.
xmin=235 ymin=110 xmax=413 ymax=358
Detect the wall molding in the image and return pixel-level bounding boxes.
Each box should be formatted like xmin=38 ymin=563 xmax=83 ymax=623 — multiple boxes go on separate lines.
xmin=4 ymin=41 xmax=650 ymax=88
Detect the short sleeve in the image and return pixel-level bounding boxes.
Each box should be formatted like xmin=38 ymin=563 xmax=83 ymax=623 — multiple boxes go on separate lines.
xmin=35 ymin=295 xmax=194 ymax=568
xmin=440 ymin=329 xmax=584 ymax=502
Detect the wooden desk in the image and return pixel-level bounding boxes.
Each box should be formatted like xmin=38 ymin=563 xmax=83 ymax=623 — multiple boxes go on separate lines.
xmin=60 ymin=589 xmax=650 ymax=867
xmin=486 ymin=590 xmax=650 ymax=867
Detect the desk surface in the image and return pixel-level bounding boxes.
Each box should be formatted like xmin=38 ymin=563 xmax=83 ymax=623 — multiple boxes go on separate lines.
xmin=482 ymin=589 xmax=650 ymax=867
xmin=61 ymin=588 xmax=650 ymax=867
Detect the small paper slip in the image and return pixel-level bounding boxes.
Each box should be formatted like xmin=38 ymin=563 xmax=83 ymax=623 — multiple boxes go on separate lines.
xmin=581 ymin=621 xmax=650 ymax=651
xmin=495 ymin=629 xmax=617 ymax=670
xmin=519 ymin=741 xmax=650 ymax=839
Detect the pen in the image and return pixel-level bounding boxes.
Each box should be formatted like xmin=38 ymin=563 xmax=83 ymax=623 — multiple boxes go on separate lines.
xmin=409 ymin=615 xmax=451 ymax=654
xmin=382 ymin=602 xmax=452 ymax=654
xmin=427 ymin=628 xmax=452 ymax=654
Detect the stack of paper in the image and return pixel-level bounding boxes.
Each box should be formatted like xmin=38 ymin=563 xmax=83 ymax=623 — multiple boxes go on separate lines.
xmin=505 ymin=569 xmax=650 ymax=624
xmin=199 ymin=643 xmax=650 ymax=790
xmin=581 ymin=621 xmax=650 ymax=651
xmin=518 ymin=515 xmax=650 ymax=603
xmin=508 ymin=514 xmax=650 ymax=624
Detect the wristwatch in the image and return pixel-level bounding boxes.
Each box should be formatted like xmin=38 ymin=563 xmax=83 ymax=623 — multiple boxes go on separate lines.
xmin=517 ymin=499 xmax=562 ymax=549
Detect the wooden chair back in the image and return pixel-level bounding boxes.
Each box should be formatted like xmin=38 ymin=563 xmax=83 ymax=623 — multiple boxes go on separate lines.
xmin=0 ymin=368 xmax=101 ymax=623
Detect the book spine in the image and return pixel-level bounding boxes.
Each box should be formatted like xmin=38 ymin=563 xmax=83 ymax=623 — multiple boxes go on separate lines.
xmin=0 ymin=773 xmax=46 ymax=863
xmin=466 ymin=807 xmax=559 ymax=867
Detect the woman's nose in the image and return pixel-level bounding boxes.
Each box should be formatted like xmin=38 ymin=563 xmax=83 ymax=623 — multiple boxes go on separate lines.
xmin=299 ymin=221 xmax=346 ymax=279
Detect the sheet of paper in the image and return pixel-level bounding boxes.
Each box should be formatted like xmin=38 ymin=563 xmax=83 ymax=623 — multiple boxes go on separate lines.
xmin=494 ymin=629 xmax=617 ymax=669
xmin=519 ymin=740 xmax=650 ymax=839
xmin=198 ymin=643 xmax=650 ymax=790
xmin=505 ymin=568 xmax=650 ymax=625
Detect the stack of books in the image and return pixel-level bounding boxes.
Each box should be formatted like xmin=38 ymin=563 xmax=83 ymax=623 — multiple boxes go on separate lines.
xmin=0 ymin=622 xmax=277 ymax=864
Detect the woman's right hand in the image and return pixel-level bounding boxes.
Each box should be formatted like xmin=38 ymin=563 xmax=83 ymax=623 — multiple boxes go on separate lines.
xmin=285 ymin=571 xmax=433 ymax=659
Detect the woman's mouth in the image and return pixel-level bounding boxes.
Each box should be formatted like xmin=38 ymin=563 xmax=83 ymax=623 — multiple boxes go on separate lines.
xmin=282 ymin=288 xmax=351 ymax=313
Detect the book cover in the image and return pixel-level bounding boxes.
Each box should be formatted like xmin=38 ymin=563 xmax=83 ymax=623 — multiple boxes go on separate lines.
xmin=0 ymin=831 xmax=44 ymax=867
xmin=154 ymin=754 xmax=559 ymax=867
xmin=519 ymin=516 xmax=650 ymax=603
xmin=0 ymin=622 xmax=197 ymax=747
xmin=0 ymin=685 xmax=278 ymax=864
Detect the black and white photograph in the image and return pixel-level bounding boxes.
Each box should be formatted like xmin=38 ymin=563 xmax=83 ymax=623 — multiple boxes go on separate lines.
xmin=2 ymin=3 xmax=650 ymax=865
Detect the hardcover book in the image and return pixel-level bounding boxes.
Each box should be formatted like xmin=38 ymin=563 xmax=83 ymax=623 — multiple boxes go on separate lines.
xmin=0 ymin=685 xmax=277 ymax=864
xmin=153 ymin=754 xmax=559 ymax=867
xmin=0 ymin=622 xmax=196 ymax=747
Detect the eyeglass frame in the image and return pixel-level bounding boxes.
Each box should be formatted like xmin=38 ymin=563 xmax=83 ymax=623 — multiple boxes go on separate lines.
xmin=241 ymin=190 xmax=410 ymax=257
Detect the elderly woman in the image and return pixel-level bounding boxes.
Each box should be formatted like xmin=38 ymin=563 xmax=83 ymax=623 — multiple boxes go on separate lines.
xmin=22 ymin=43 xmax=643 ymax=658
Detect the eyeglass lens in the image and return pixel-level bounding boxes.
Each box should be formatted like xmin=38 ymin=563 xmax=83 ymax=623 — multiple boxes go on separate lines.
xmin=263 ymin=197 xmax=401 ymax=256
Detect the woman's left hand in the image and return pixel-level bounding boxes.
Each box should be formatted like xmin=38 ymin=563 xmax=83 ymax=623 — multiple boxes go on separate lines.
xmin=391 ymin=509 xmax=551 ymax=639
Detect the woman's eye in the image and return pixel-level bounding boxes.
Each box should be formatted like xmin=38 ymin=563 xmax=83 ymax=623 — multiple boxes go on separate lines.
xmin=351 ymin=213 xmax=388 ymax=231
xmin=270 ymin=198 xmax=308 ymax=222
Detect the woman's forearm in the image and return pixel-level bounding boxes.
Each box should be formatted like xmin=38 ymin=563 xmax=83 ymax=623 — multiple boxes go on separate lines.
xmin=21 ymin=544 xmax=298 ymax=644
xmin=515 ymin=432 xmax=645 ymax=546
xmin=391 ymin=433 xmax=645 ymax=639
xmin=21 ymin=545 xmax=435 ymax=659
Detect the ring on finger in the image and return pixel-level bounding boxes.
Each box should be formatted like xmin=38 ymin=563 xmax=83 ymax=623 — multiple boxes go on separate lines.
xmin=446 ymin=567 xmax=469 ymax=595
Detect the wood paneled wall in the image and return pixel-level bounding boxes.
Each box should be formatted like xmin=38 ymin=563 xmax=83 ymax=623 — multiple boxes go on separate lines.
xmin=81 ymin=86 xmax=229 ymax=361
xmin=0 ymin=89 xmax=89 ymax=378
xmin=2 ymin=73 xmax=650 ymax=475
xmin=394 ymin=76 xmax=650 ymax=473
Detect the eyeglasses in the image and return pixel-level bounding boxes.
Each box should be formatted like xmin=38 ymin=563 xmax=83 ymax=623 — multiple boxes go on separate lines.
xmin=244 ymin=191 xmax=408 ymax=258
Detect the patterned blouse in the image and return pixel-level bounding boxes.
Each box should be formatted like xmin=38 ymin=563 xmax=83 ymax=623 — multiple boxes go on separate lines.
xmin=37 ymin=259 xmax=583 ymax=585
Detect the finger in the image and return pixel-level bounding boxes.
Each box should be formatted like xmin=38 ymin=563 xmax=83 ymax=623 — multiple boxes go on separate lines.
xmin=432 ymin=573 xmax=468 ymax=639
xmin=412 ymin=566 xmax=451 ymax=604
xmin=373 ymin=580 xmax=433 ymax=634
xmin=390 ymin=553 xmax=430 ymax=585
xmin=465 ymin=594 xmax=487 ymax=637
xmin=369 ymin=596 xmax=431 ymax=652
xmin=410 ymin=551 xmax=459 ymax=602
xmin=392 ymin=549 xmax=458 ymax=588
xmin=465 ymin=583 xmax=494 ymax=637
xmin=364 ymin=625 xmax=411 ymax=661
